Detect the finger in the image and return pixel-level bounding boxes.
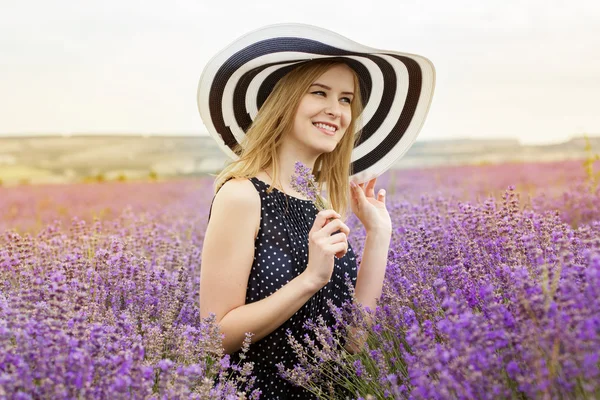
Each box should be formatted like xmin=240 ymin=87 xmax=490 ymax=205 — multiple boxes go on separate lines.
xmin=339 ymin=222 xmax=350 ymax=236
xmin=366 ymin=178 xmax=377 ymax=198
xmin=377 ymin=188 xmax=387 ymax=204
xmin=352 ymin=181 xmax=366 ymax=203
xmin=349 ymin=181 xmax=358 ymax=204
xmin=321 ymin=219 xmax=349 ymax=236
xmin=336 ymin=247 xmax=348 ymax=257
xmin=320 ymin=218 xmax=347 ymax=236
xmin=328 ymin=232 xmax=347 ymax=244
xmin=335 ymin=249 xmax=348 ymax=258
xmin=332 ymin=242 xmax=348 ymax=258
xmin=310 ymin=209 xmax=341 ymax=233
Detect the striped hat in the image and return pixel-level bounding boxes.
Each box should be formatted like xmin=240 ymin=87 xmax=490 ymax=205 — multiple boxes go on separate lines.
xmin=197 ymin=23 xmax=435 ymax=183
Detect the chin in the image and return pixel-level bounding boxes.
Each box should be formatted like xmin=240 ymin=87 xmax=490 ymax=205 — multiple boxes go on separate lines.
xmin=319 ymin=145 xmax=338 ymax=154
xmin=308 ymin=137 xmax=339 ymax=154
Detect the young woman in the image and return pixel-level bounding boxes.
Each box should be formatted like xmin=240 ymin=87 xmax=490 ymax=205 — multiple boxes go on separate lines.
xmin=198 ymin=24 xmax=435 ymax=399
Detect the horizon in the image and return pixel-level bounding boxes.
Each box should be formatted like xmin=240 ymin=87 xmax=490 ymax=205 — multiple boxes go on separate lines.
xmin=1 ymin=131 xmax=600 ymax=146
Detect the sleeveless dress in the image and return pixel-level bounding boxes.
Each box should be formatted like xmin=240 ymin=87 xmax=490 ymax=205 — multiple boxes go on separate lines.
xmin=207 ymin=177 xmax=358 ymax=399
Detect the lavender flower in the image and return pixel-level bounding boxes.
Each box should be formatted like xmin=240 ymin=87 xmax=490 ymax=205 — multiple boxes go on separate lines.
xmin=0 ymin=201 xmax=260 ymax=399
xmin=290 ymin=161 xmax=330 ymax=211
xmin=1 ymin=155 xmax=599 ymax=399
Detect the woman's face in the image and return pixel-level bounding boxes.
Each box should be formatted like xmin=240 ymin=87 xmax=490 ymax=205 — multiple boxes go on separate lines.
xmin=289 ymin=64 xmax=355 ymax=155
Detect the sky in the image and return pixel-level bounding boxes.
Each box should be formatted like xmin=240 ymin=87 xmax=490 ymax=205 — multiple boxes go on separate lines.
xmin=0 ymin=0 xmax=599 ymax=145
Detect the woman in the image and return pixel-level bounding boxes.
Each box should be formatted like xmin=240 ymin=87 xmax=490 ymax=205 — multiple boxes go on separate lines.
xmin=198 ymin=24 xmax=435 ymax=399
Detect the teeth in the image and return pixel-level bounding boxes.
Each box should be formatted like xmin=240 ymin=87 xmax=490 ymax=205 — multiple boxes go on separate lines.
xmin=314 ymin=123 xmax=336 ymax=132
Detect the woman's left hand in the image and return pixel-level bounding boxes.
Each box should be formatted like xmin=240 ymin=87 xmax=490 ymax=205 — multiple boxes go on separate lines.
xmin=349 ymin=177 xmax=392 ymax=234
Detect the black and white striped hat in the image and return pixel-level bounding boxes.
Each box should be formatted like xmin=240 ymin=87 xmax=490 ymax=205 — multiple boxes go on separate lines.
xmin=197 ymin=23 xmax=435 ymax=183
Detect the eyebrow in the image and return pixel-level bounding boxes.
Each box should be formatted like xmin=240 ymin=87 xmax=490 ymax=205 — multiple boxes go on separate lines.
xmin=310 ymin=83 xmax=355 ymax=96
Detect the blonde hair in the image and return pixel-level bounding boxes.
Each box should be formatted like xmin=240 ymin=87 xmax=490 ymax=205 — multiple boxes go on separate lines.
xmin=213 ymin=59 xmax=364 ymax=219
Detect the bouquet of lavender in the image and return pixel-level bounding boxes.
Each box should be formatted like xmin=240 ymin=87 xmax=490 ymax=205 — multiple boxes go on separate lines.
xmin=290 ymin=161 xmax=330 ymax=211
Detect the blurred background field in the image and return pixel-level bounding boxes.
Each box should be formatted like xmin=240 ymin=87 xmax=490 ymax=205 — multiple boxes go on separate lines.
xmin=1 ymin=134 xmax=599 ymax=234
xmin=0 ymin=134 xmax=599 ymax=186
xmin=1 ymin=138 xmax=598 ymax=233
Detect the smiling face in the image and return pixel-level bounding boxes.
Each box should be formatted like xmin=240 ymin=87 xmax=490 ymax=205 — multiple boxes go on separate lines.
xmin=288 ymin=63 xmax=356 ymax=155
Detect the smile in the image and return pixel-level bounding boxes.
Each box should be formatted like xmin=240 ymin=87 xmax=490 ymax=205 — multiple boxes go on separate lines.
xmin=313 ymin=122 xmax=337 ymax=136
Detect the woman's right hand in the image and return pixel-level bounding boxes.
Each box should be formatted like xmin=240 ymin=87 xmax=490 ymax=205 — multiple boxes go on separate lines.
xmin=304 ymin=209 xmax=350 ymax=290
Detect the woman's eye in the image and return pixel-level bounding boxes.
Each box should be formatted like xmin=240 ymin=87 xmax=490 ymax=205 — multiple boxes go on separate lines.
xmin=312 ymin=91 xmax=351 ymax=104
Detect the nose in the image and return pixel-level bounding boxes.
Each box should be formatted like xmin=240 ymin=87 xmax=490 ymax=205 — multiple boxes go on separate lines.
xmin=324 ymin=100 xmax=342 ymax=118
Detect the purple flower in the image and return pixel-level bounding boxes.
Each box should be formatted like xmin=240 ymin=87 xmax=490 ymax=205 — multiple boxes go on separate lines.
xmin=2 ymin=158 xmax=600 ymax=399
xmin=353 ymin=359 xmax=365 ymax=377
xmin=290 ymin=161 xmax=330 ymax=210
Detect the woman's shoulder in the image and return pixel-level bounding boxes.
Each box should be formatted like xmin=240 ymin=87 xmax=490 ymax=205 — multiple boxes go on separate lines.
xmin=211 ymin=177 xmax=261 ymax=237
xmin=214 ymin=177 xmax=260 ymax=208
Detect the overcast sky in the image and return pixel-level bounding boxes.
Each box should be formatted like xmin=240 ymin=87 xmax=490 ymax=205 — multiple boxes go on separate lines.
xmin=1 ymin=0 xmax=599 ymax=144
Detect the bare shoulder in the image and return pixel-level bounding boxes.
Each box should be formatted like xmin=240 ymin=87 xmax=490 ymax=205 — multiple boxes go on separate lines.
xmin=211 ymin=178 xmax=261 ymax=237
xmin=200 ymin=177 xmax=260 ymax=323
xmin=213 ymin=177 xmax=260 ymax=208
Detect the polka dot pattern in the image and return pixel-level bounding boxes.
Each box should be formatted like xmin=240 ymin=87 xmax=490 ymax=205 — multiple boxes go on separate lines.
xmin=223 ymin=177 xmax=358 ymax=399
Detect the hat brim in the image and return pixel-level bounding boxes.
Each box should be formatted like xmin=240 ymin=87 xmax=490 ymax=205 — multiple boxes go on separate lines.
xmin=197 ymin=23 xmax=435 ymax=184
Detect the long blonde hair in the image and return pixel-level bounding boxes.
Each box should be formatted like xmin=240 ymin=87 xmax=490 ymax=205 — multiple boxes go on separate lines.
xmin=213 ymin=59 xmax=364 ymax=219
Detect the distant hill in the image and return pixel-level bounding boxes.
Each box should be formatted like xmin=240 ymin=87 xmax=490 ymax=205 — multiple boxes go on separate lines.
xmin=0 ymin=134 xmax=599 ymax=185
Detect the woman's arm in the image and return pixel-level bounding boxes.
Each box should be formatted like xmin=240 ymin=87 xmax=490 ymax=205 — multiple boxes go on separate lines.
xmin=345 ymin=228 xmax=391 ymax=354
xmin=218 ymin=274 xmax=320 ymax=354
xmin=343 ymin=179 xmax=392 ymax=353
xmin=354 ymin=229 xmax=392 ymax=311
xmin=200 ymin=178 xmax=322 ymax=354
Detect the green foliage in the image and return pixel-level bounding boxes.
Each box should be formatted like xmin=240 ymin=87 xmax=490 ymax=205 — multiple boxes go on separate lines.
xmin=148 ymin=170 xmax=158 ymax=181
xmin=582 ymin=134 xmax=600 ymax=191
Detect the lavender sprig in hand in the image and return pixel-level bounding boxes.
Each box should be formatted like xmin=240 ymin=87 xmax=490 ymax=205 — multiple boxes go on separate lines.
xmin=290 ymin=161 xmax=330 ymax=211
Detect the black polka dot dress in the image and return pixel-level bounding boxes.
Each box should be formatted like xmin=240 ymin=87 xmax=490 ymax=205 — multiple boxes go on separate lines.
xmin=209 ymin=177 xmax=358 ymax=399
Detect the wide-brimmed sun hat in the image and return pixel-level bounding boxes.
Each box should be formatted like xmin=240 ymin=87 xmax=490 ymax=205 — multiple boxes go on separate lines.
xmin=197 ymin=23 xmax=435 ymax=183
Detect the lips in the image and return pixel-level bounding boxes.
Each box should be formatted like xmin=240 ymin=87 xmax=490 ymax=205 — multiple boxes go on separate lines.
xmin=313 ymin=122 xmax=338 ymax=136
xmin=313 ymin=124 xmax=336 ymax=136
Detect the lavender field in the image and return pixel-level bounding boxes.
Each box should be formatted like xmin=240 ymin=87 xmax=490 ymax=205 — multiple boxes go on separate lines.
xmin=1 ymin=159 xmax=599 ymax=399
